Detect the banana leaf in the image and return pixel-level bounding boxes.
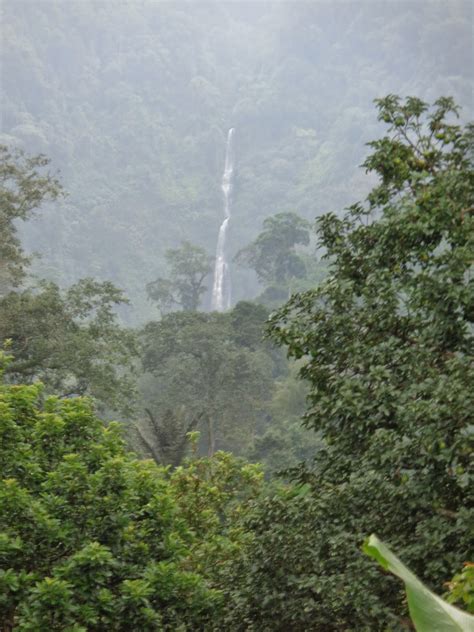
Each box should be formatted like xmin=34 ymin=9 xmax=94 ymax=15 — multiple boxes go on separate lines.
xmin=363 ymin=534 xmax=474 ymax=632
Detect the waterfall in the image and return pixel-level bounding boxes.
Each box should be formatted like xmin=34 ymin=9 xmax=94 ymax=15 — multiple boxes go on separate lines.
xmin=211 ymin=128 xmax=235 ymax=311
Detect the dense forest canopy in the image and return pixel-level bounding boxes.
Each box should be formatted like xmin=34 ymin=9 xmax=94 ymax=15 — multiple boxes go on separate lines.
xmin=1 ymin=1 xmax=473 ymax=630
xmin=1 ymin=95 xmax=473 ymax=630
xmin=1 ymin=0 xmax=472 ymax=321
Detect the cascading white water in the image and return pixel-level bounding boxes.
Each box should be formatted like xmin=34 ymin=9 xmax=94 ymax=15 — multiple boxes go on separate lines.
xmin=211 ymin=128 xmax=235 ymax=311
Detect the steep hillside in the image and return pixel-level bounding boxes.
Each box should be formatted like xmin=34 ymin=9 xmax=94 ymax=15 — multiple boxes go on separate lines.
xmin=2 ymin=0 xmax=472 ymax=320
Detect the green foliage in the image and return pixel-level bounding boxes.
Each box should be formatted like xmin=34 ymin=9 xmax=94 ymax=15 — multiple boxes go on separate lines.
xmin=130 ymin=406 xmax=203 ymax=468
xmin=229 ymin=301 xmax=270 ymax=350
xmin=235 ymin=212 xmax=310 ymax=286
xmin=170 ymin=451 xmax=264 ymax=585
xmin=363 ymin=535 xmax=474 ymax=632
xmin=269 ymin=95 xmax=474 ymax=448
xmin=445 ymin=564 xmax=474 ymax=615
xmin=235 ymin=212 xmax=329 ymax=309
xmin=138 ymin=309 xmax=274 ymax=458
xmin=132 ymin=300 xmax=313 ymax=470
xmin=0 ymin=280 xmax=137 ymax=415
xmin=0 ymin=145 xmax=62 ymax=294
xmin=220 ymin=97 xmax=474 ymax=629
xmin=217 ymin=480 xmax=407 ymax=631
xmin=146 ymin=241 xmax=213 ymax=313
xmin=250 ymin=360 xmax=323 ymax=475
xmin=0 ymin=145 xmax=138 ymax=415
xmin=0 ymin=378 xmax=219 ymax=630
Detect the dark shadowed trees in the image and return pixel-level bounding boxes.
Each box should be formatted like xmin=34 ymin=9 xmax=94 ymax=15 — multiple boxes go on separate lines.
xmin=139 ymin=309 xmax=274 ymax=459
xmin=235 ymin=212 xmax=310 ymax=286
xmin=146 ymin=241 xmax=213 ymax=313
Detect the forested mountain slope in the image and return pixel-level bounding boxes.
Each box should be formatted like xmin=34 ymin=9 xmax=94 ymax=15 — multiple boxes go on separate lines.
xmin=2 ymin=0 xmax=472 ymax=321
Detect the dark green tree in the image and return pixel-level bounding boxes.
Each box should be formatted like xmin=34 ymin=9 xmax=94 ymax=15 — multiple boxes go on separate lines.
xmin=235 ymin=212 xmax=310 ymax=287
xmin=220 ymin=97 xmax=474 ymax=629
xmin=139 ymin=310 xmax=274 ymax=458
xmin=229 ymin=301 xmax=269 ymax=350
xmin=146 ymin=241 xmax=213 ymax=313
xmin=0 ymin=279 xmax=137 ymax=415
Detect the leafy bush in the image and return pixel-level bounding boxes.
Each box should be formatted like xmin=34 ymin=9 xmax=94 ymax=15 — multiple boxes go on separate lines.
xmin=445 ymin=563 xmax=474 ymax=615
xmin=0 ymin=361 xmax=219 ymax=630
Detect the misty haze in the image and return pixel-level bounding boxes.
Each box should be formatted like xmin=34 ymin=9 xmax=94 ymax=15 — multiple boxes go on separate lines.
xmin=1 ymin=1 xmax=473 ymax=630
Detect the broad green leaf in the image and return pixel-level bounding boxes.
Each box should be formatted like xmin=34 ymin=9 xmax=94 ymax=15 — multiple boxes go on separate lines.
xmin=363 ymin=535 xmax=474 ymax=632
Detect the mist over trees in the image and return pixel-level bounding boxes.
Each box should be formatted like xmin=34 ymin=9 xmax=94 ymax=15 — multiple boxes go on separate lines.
xmin=1 ymin=0 xmax=471 ymax=321
xmin=146 ymin=241 xmax=213 ymax=313
xmin=1 ymin=1 xmax=473 ymax=630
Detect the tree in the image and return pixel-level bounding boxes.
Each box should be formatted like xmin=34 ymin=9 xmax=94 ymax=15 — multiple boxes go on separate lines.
xmin=169 ymin=450 xmax=264 ymax=590
xmin=0 ymin=145 xmax=62 ymax=295
xmin=249 ymin=359 xmax=323 ymax=475
xmin=0 ymin=279 xmax=137 ymax=415
xmin=234 ymin=212 xmax=314 ymax=308
xmin=235 ymin=212 xmax=310 ymax=287
xmin=0 ymin=359 xmax=219 ymax=631
xmin=139 ymin=310 xmax=274 ymax=458
xmin=229 ymin=301 xmax=270 ymax=350
xmin=146 ymin=241 xmax=212 ymax=313
xmin=219 ymin=97 xmax=474 ymax=629
xmin=0 ymin=146 xmax=137 ymax=414
xmin=129 ymin=406 xmax=204 ymax=467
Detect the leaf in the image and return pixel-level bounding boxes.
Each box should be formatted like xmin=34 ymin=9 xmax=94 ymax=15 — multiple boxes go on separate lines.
xmin=363 ymin=535 xmax=474 ymax=632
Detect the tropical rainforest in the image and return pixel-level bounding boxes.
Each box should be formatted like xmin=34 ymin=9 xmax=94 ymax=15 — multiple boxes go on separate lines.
xmin=1 ymin=1 xmax=473 ymax=630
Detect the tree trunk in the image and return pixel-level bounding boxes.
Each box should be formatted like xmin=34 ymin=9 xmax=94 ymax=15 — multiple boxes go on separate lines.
xmin=2 ymin=610 xmax=15 ymax=632
xmin=206 ymin=416 xmax=215 ymax=456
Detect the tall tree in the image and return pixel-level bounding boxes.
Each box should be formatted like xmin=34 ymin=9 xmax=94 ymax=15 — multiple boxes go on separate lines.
xmin=146 ymin=241 xmax=212 ymax=313
xmin=0 ymin=147 xmax=137 ymax=413
xmin=0 ymin=279 xmax=138 ymax=414
xmin=139 ymin=310 xmax=274 ymax=458
xmin=0 ymin=145 xmax=62 ymax=295
xmin=235 ymin=212 xmax=310 ymax=287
